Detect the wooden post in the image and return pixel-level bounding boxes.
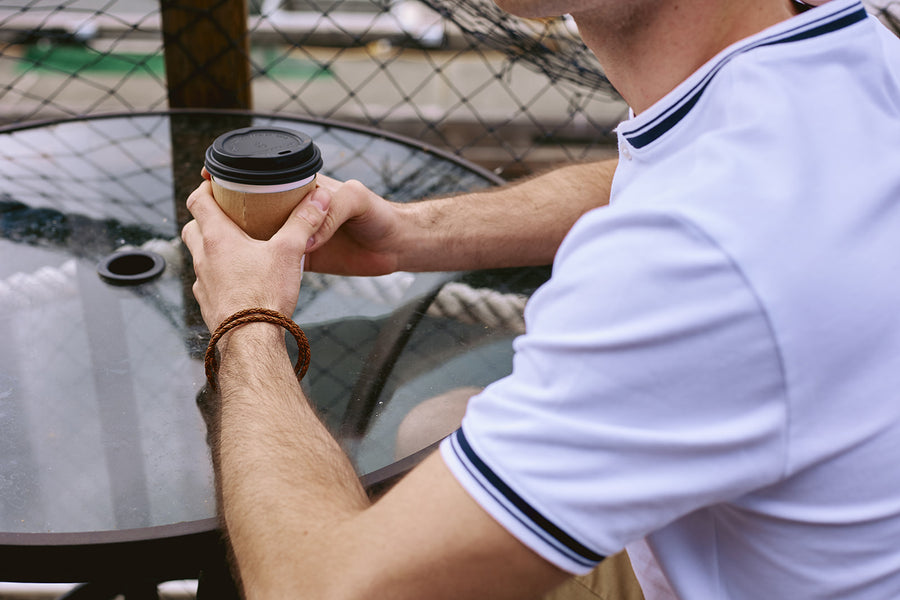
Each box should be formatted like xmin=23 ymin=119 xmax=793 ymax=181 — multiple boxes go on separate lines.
xmin=160 ymin=0 xmax=252 ymax=109
xmin=161 ymin=0 xmax=254 ymax=347
xmin=167 ymin=112 xmax=253 ymax=357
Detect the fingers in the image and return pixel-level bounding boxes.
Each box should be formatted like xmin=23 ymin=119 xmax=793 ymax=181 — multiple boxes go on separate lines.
xmin=273 ymin=187 xmax=332 ymax=249
xmin=181 ymin=180 xmax=249 ymax=290
xmin=185 ymin=179 xmax=217 ymax=223
xmin=181 ymin=181 xmax=214 ymax=253
xmin=304 ymin=179 xmax=371 ymax=254
xmin=183 ymin=179 xmax=331 ymax=254
xmin=314 ymin=173 xmax=340 ymax=191
xmin=184 ymin=179 xmax=245 ymax=237
xmin=181 ymin=217 xmax=198 ymax=252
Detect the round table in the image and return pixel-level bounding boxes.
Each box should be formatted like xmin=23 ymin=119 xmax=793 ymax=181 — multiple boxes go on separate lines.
xmin=0 ymin=110 xmax=549 ymax=593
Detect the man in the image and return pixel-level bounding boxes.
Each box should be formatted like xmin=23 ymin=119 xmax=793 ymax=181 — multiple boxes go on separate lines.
xmin=181 ymin=0 xmax=900 ymax=597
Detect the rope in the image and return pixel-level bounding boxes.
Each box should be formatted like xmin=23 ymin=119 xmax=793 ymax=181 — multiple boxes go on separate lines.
xmin=302 ymin=272 xmax=528 ymax=333
xmin=428 ymin=282 xmax=527 ymax=334
xmin=303 ymin=271 xmax=416 ymax=306
xmin=0 ymin=259 xmax=77 ymax=308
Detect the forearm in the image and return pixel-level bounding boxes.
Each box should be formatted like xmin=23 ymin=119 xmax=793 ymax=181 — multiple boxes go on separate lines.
xmin=208 ymin=322 xmax=568 ymax=600
xmin=213 ymin=323 xmax=369 ymax=598
xmin=394 ymin=159 xmax=617 ymax=272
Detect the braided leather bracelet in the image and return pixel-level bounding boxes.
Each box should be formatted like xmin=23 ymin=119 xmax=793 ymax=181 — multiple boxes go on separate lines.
xmin=204 ymin=308 xmax=311 ymax=392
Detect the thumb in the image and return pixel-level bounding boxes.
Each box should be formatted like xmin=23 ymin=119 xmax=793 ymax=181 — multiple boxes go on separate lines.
xmin=274 ymin=187 xmax=331 ymax=248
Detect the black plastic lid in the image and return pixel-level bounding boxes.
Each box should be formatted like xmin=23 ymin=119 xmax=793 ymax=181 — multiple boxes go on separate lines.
xmin=204 ymin=126 xmax=323 ymax=185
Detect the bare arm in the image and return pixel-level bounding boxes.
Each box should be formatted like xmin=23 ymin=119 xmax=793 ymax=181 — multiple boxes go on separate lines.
xmin=182 ymin=184 xmax=571 ymax=599
xmin=216 ymin=324 xmax=568 ymax=599
xmin=306 ymin=159 xmax=618 ymax=275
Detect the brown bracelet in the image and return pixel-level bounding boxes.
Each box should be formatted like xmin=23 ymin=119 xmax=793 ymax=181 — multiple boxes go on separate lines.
xmin=204 ymin=308 xmax=311 ymax=392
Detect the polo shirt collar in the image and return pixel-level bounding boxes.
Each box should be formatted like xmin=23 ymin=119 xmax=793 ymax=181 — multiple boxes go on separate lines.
xmin=616 ymin=0 xmax=867 ymax=151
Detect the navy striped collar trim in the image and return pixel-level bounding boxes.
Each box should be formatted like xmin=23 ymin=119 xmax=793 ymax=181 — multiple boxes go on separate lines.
xmin=621 ymin=2 xmax=867 ymax=150
xmin=448 ymin=428 xmax=605 ymax=568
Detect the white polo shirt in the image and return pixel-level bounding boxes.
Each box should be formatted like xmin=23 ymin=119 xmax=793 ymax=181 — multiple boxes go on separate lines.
xmin=441 ymin=1 xmax=900 ymax=598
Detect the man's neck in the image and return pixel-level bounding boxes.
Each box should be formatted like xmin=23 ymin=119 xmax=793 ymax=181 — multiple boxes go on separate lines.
xmin=572 ymin=0 xmax=800 ymax=114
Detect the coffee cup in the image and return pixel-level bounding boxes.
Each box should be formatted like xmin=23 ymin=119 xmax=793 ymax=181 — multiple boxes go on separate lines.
xmin=204 ymin=126 xmax=323 ymax=240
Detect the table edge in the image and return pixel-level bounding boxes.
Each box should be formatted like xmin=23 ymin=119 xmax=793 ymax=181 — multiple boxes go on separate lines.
xmin=0 ymin=108 xmax=507 ymax=187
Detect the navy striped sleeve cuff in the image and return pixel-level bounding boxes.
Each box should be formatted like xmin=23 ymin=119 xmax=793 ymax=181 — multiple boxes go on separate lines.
xmin=446 ymin=428 xmax=605 ymax=571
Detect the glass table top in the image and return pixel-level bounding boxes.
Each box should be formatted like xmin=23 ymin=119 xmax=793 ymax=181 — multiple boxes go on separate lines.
xmin=0 ymin=111 xmax=549 ymax=540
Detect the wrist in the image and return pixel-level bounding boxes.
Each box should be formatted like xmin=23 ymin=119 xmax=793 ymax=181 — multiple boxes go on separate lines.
xmin=218 ymin=318 xmax=283 ymax=348
xmin=393 ymin=199 xmax=459 ymax=272
xmin=205 ymin=308 xmax=311 ymax=391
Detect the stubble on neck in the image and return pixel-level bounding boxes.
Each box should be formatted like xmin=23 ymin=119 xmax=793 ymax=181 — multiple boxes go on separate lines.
xmin=571 ymin=0 xmax=797 ymax=113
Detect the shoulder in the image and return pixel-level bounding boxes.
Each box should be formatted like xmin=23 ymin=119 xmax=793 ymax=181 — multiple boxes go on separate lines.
xmin=441 ymin=204 xmax=790 ymax=569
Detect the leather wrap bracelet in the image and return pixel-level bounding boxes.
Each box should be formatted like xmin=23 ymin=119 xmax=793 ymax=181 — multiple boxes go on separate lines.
xmin=204 ymin=308 xmax=311 ymax=391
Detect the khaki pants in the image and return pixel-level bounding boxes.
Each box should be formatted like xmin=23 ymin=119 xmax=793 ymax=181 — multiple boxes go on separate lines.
xmin=542 ymin=551 xmax=644 ymax=600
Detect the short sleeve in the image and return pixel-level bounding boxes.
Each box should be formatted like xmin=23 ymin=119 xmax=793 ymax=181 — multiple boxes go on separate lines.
xmin=440 ymin=206 xmax=788 ymax=574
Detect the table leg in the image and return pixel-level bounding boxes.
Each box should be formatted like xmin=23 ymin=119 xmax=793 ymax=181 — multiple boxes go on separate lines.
xmin=340 ymin=288 xmax=443 ymax=441
xmin=57 ymin=581 xmax=160 ymax=600
xmin=195 ymin=535 xmax=241 ymax=600
xmin=121 ymin=584 xmax=162 ymax=600
xmin=196 ymin=568 xmax=241 ymax=600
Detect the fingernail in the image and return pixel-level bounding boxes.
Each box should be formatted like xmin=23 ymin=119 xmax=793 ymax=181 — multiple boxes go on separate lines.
xmin=306 ymin=235 xmax=316 ymax=250
xmin=310 ymin=188 xmax=330 ymax=213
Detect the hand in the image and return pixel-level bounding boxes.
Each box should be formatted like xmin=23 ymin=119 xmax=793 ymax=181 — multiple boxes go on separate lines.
xmin=181 ymin=179 xmax=330 ymax=331
xmin=303 ymin=175 xmax=405 ymax=276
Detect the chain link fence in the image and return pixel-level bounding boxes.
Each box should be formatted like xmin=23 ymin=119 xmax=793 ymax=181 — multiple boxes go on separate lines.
xmin=0 ymin=0 xmax=633 ymax=178
xmin=2 ymin=1 xmax=897 ymax=176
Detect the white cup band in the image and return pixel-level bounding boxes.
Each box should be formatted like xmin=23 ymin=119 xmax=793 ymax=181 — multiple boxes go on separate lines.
xmin=211 ymin=174 xmax=316 ymax=194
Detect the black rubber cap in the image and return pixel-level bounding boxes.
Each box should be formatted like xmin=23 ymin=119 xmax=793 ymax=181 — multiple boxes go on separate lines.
xmin=97 ymin=250 xmax=166 ymax=286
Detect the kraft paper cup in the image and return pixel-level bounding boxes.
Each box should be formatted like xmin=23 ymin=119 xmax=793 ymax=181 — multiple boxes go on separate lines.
xmin=205 ymin=126 xmax=323 ymax=240
xmin=208 ymin=175 xmax=317 ymax=240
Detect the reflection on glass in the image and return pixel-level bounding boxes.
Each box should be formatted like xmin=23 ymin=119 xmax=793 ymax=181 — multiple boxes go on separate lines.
xmin=0 ymin=112 xmax=547 ymax=535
